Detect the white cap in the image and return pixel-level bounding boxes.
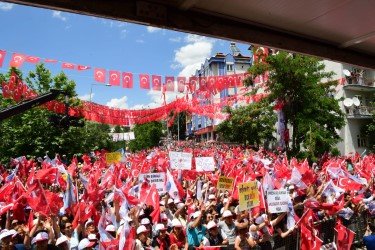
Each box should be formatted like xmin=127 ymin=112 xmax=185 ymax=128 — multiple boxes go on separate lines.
xmin=167 ymin=198 xmax=174 ymax=204
xmin=222 ymin=210 xmax=232 ymax=218
xmin=208 ymin=194 xmax=216 ymax=200
xmin=288 ymin=185 xmax=295 ymax=190
xmin=55 ymin=235 xmax=68 ymax=246
xmin=141 ymin=218 xmax=150 ymax=225
xmin=155 ymin=224 xmax=166 ymax=231
xmin=105 ymin=224 xmax=116 ymax=232
xmin=193 ymin=211 xmax=201 ymax=219
xmin=171 ymin=219 xmax=182 ymax=228
xmin=177 ymin=203 xmax=185 ymax=210
xmin=136 ymin=225 xmax=149 ymax=235
xmin=31 ymin=231 xmax=49 ymax=245
xmin=160 ymin=213 xmax=168 ymax=221
xmin=87 ymin=234 xmax=97 ymax=240
xmin=0 ymin=229 xmax=17 ymax=241
xmin=207 ymin=221 xmax=217 ymax=230
xmin=78 ymin=238 xmax=95 ymax=250
xmin=85 ymin=219 xmax=94 ymax=228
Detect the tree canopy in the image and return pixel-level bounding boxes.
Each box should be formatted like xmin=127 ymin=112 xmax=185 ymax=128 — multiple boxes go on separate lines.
xmin=128 ymin=121 xmax=163 ymax=152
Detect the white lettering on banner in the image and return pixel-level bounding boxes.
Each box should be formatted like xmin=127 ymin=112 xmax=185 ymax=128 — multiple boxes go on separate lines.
xmin=267 ymin=189 xmax=289 ymax=213
xmin=169 ymin=151 xmax=192 ymax=170
xmin=195 ymin=157 xmax=215 ymax=172
xmin=139 ymin=173 xmax=166 ymax=195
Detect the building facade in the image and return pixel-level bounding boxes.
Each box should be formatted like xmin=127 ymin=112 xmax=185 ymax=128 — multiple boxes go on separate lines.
xmin=187 ymin=43 xmax=252 ymax=140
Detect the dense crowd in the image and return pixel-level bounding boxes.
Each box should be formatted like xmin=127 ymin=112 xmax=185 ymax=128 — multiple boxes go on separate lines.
xmin=0 ymin=141 xmax=375 ymax=250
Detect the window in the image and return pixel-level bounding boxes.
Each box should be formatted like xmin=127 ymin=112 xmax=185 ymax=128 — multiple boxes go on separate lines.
xmin=226 ymin=64 xmax=233 ymax=71
xmin=357 ymin=134 xmax=367 ymax=147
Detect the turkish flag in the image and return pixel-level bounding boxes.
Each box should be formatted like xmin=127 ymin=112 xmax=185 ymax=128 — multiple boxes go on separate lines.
xmin=236 ymin=73 xmax=245 ymax=87
xmin=0 ymin=50 xmax=6 ymax=67
xmin=188 ymin=76 xmax=197 ymax=93
xmin=26 ymin=56 xmax=40 ymax=64
xmin=165 ymin=76 xmax=175 ymax=92
xmin=300 ymin=224 xmax=313 ymax=250
xmin=109 ymin=70 xmax=121 ymax=86
xmin=62 ymin=62 xmax=75 ymax=69
xmin=177 ymin=77 xmax=186 ymax=92
xmin=35 ymin=167 xmax=58 ymax=185
xmin=122 ymin=72 xmax=133 ymax=88
xmin=44 ymin=58 xmax=58 ymax=63
xmin=152 ymin=75 xmax=162 ymax=91
xmin=94 ymin=68 xmax=106 ymax=83
xmin=139 ymin=74 xmax=150 ymax=89
xmin=227 ymin=75 xmax=235 ymax=88
xmin=336 ymin=177 xmax=362 ymax=191
xmin=9 ymin=53 xmax=26 ymax=68
xmin=148 ymin=184 xmax=160 ymax=224
xmin=335 ymin=221 xmax=355 ymax=250
xmin=77 ymin=65 xmax=91 ymax=71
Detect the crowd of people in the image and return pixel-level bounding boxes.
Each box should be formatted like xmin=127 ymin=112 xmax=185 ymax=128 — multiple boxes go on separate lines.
xmin=0 ymin=141 xmax=375 ymax=250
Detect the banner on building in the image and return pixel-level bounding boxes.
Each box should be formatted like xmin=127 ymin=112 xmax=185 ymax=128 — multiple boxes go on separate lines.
xmin=169 ymin=151 xmax=192 ymax=170
xmin=110 ymin=132 xmax=135 ymax=142
xmin=238 ymin=181 xmax=259 ymax=211
xmin=105 ymin=152 xmax=122 ymax=165
xmin=217 ymin=176 xmax=234 ymax=192
xmin=139 ymin=173 xmax=166 ymax=194
xmin=195 ymin=157 xmax=215 ymax=172
xmin=267 ymin=189 xmax=289 ymax=213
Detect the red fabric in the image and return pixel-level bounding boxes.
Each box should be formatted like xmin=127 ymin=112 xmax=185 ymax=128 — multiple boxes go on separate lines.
xmin=77 ymin=65 xmax=91 ymax=71
xmin=165 ymin=76 xmax=175 ymax=92
xmin=123 ymin=227 xmax=136 ymax=250
xmin=35 ymin=167 xmax=58 ymax=185
xmin=0 ymin=50 xmax=6 ymax=67
xmin=177 ymin=77 xmax=186 ymax=92
xmin=188 ymin=76 xmax=197 ymax=93
xmin=122 ymin=72 xmax=133 ymax=88
xmin=94 ymin=68 xmax=106 ymax=83
xmin=335 ymin=221 xmax=355 ymax=250
xmin=0 ymin=203 xmax=13 ymax=216
xmin=139 ymin=74 xmax=150 ymax=89
xmin=149 ymin=185 xmax=160 ymax=224
xmin=25 ymin=56 xmax=40 ymax=64
xmin=44 ymin=59 xmax=57 ymax=63
xmin=300 ymin=224 xmax=313 ymax=250
xmin=62 ymin=62 xmax=75 ymax=69
xmin=152 ymin=75 xmax=162 ymax=91
xmin=9 ymin=53 xmax=26 ymax=68
xmin=336 ymin=177 xmax=362 ymax=191
xmin=27 ymin=209 xmax=34 ymax=232
xmin=109 ymin=70 xmax=121 ymax=86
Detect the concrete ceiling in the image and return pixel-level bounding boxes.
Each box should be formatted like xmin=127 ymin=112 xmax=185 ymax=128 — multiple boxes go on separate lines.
xmin=5 ymin=0 xmax=375 ymax=69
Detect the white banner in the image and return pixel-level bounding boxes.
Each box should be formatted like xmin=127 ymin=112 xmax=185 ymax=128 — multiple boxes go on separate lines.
xmin=267 ymin=189 xmax=289 ymax=213
xmin=139 ymin=173 xmax=166 ymax=195
xmin=169 ymin=151 xmax=192 ymax=170
xmin=195 ymin=157 xmax=215 ymax=172
xmin=109 ymin=132 xmax=136 ymax=142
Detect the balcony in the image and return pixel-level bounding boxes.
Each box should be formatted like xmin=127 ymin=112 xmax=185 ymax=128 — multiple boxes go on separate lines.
xmin=346 ymin=105 xmax=374 ymax=119
xmin=343 ymin=77 xmax=375 ymax=92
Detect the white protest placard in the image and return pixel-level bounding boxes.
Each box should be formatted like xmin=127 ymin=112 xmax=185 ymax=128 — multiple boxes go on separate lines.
xmin=267 ymin=189 xmax=289 ymax=213
xmin=169 ymin=151 xmax=192 ymax=170
xmin=195 ymin=157 xmax=215 ymax=172
xmin=139 ymin=173 xmax=166 ymax=195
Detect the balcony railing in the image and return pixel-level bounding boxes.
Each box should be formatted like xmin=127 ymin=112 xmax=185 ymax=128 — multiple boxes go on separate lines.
xmin=344 ymin=76 xmax=375 ymax=89
xmin=346 ymin=105 xmax=374 ymax=118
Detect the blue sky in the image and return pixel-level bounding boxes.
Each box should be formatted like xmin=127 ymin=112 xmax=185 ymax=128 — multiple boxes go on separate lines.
xmin=0 ymin=2 xmax=251 ymax=109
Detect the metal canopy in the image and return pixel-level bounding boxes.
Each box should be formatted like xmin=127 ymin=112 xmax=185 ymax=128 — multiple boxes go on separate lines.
xmin=5 ymin=0 xmax=375 ymax=69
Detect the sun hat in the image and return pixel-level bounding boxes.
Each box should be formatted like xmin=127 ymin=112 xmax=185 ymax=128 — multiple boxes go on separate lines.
xmin=78 ymin=238 xmax=95 ymax=250
xmin=171 ymin=219 xmax=182 ymax=228
xmin=207 ymin=221 xmax=217 ymax=230
xmin=222 ymin=210 xmax=232 ymax=218
xmin=136 ymin=225 xmax=149 ymax=235
xmin=141 ymin=218 xmax=151 ymax=225
xmin=155 ymin=224 xmax=166 ymax=231
xmin=31 ymin=231 xmax=49 ymax=245
xmin=55 ymin=235 xmax=68 ymax=246
xmin=0 ymin=229 xmax=17 ymax=241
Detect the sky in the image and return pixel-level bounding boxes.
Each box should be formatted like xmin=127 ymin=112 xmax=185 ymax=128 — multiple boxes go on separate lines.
xmin=0 ymin=2 xmax=252 ymax=109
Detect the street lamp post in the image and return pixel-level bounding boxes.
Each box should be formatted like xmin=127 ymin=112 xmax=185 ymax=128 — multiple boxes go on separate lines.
xmin=89 ymin=83 xmax=111 ymax=103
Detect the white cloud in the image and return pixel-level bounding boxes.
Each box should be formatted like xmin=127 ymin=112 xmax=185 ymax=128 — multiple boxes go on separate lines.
xmin=107 ymin=96 xmax=129 ymax=109
xmin=174 ymin=38 xmax=213 ymax=76
xmin=147 ymin=26 xmax=162 ymax=33
xmin=52 ymin=11 xmax=67 ymax=22
xmin=130 ymin=90 xmax=185 ymax=110
xmin=0 ymin=3 xmax=13 ymax=11
xmin=185 ymin=34 xmax=215 ymax=43
xmin=169 ymin=37 xmax=182 ymax=43
xmin=79 ymin=93 xmax=94 ymax=101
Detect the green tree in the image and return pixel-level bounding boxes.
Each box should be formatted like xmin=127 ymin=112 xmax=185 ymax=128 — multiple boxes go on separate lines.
xmin=170 ymin=112 xmax=186 ymax=141
xmin=247 ymin=51 xmax=345 ymax=160
xmin=128 ymin=121 xmax=163 ymax=151
xmin=0 ymin=65 xmax=114 ymax=163
xmin=217 ymin=99 xmax=276 ymax=147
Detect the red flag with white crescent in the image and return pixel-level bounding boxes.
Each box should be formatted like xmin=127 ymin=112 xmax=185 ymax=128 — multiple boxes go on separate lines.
xmin=44 ymin=58 xmax=58 ymax=63
xmin=152 ymin=75 xmax=162 ymax=91
xmin=26 ymin=56 xmax=40 ymax=64
xmin=335 ymin=221 xmax=355 ymax=250
xmin=122 ymin=72 xmax=133 ymax=88
xmin=188 ymin=76 xmax=197 ymax=93
xmin=77 ymin=65 xmax=91 ymax=71
xmin=9 ymin=53 xmax=26 ymax=68
xmin=62 ymin=62 xmax=75 ymax=70
xmin=139 ymin=74 xmax=150 ymax=89
xmin=177 ymin=77 xmax=186 ymax=92
xmin=0 ymin=50 xmax=6 ymax=67
xmin=165 ymin=76 xmax=175 ymax=92
xmin=109 ymin=70 xmax=121 ymax=86
xmin=94 ymin=68 xmax=106 ymax=83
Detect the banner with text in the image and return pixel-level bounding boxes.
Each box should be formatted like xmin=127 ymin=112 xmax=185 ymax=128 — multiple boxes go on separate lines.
xmin=105 ymin=152 xmax=122 ymax=165
xmin=195 ymin=157 xmax=215 ymax=172
xmin=139 ymin=173 xmax=166 ymax=194
xmin=169 ymin=151 xmax=193 ymax=170
xmin=238 ymin=181 xmax=259 ymax=211
xmin=267 ymin=189 xmax=289 ymax=213
xmin=217 ymin=176 xmax=234 ymax=192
